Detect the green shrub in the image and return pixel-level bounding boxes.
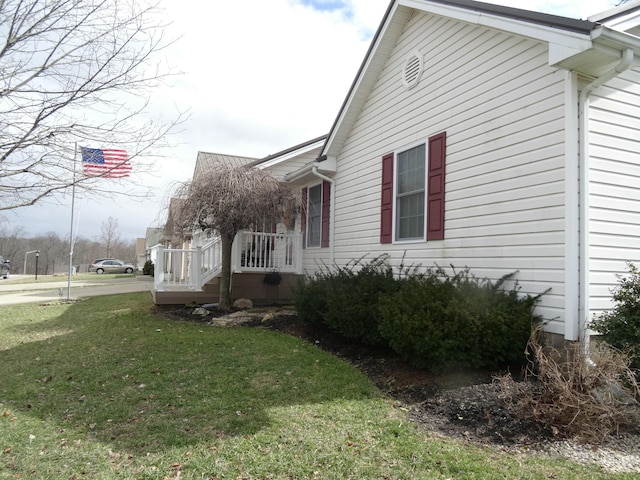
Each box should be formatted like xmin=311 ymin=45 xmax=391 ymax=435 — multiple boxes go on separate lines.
xmin=378 ymin=267 xmax=543 ymax=372
xmin=591 ymin=262 xmax=640 ymax=373
xmin=294 ymin=256 xmax=398 ymax=345
xmin=142 ymin=260 xmax=154 ymax=276
xmin=293 ymin=271 xmax=330 ymax=326
xmin=295 ymin=259 xmax=545 ymax=371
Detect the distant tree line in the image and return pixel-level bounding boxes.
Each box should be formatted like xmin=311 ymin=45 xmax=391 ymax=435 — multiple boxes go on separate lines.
xmin=0 ymin=224 xmax=136 ymax=275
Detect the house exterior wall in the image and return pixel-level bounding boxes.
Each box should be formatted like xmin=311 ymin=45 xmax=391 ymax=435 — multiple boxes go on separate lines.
xmin=317 ymin=12 xmax=572 ymax=333
xmin=588 ymin=69 xmax=640 ymax=317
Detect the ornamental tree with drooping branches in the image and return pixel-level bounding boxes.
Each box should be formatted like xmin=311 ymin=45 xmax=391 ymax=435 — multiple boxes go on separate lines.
xmin=173 ymin=164 xmax=296 ymax=310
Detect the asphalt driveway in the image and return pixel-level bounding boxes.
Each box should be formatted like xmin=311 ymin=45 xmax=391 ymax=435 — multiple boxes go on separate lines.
xmin=0 ymin=275 xmax=153 ymax=305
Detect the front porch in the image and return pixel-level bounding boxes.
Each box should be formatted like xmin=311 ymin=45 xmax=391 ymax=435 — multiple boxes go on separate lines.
xmin=150 ymin=231 xmax=303 ymax=305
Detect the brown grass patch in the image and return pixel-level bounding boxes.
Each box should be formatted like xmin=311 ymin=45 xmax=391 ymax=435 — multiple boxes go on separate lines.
xmin=497 ymin=329 xmax=640 ymax=442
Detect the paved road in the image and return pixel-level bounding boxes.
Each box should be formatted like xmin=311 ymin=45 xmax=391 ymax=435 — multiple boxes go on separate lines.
xmin=0 ymin=275 xmax=154 ymax=305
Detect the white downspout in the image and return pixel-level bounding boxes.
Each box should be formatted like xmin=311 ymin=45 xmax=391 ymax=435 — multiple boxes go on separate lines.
xmin=311 ymin=165 xmax=335 ymax=265
xmin=577 ymin=48 xmax=634 ymax=350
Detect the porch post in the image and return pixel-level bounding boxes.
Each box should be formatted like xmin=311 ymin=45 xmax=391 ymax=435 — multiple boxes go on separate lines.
xmin=296 ymin=233 xmax=303 ymax=274
xmin=154 ymin=246 xmax=164 ymax=291
xmin=193 ymin=246 xmax=203 ymax=290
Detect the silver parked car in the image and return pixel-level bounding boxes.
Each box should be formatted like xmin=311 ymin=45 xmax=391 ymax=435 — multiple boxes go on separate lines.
xmin=89 ymin=258 xmax=135 ymax=274
xmin=0 ymin=256 xmax=9 ymax=279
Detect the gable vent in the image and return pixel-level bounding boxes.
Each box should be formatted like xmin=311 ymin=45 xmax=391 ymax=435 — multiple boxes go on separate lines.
xmin=402 ymin=50 xmax=423 ymax=89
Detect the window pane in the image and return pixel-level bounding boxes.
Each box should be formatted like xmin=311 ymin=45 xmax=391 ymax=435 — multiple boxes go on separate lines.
xmin=307 ymin=184 xmax=322 ymax=247
xmin=397 ymin=144 xmax=425 ymax=195
xmin=396 ymin=144 xmax=425 ymax=240
xmin=397 ymin=192 xmax=424 ymax=239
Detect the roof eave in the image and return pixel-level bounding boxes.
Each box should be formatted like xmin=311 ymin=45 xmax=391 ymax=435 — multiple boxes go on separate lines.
xmin=321 ymin=0 xmax=599 ymax=159
xmin=251 ymin=135 xmax=327 ymax=169
xmin=552 ymin=26 xmax=640 ymax=77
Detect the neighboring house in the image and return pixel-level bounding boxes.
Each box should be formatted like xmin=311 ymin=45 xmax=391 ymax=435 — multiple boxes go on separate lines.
xmin=283 ymin=0 xmax=640 ymax=346
xmin=152 ymin=0 xmax=640 ymax=349
xmin=144 ymin=227 xmax=165 ymax=266
xmin=189 ymin=152 xmax=259 ymax=247
xmin=193 ymin=151 xmax=258 ymax=178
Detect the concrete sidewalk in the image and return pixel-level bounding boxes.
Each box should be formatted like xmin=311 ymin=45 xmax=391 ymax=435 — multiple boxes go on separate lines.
xmin=0 ymin=275 xmax=153 ymax=305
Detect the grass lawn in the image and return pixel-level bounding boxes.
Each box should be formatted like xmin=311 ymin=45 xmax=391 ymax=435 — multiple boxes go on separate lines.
xmin=0 ymin=293 xmax=635 ymax=479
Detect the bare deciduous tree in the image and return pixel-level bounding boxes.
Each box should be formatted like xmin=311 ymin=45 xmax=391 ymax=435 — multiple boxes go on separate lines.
xmin=0 ymin=224 xmax=26 ymax=267
xmin=0 ymin=225 xmax=136 ymax=274
xmin=0 ymin=0 xmax=184 ymax=211
xmin=174 ymin=165 xmax=295 ymax=310
xmin=100 ymin=216 xmax=120 ymax=257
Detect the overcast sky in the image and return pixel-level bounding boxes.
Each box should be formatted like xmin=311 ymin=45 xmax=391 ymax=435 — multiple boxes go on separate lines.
xmin=3 ymin=0 xmax=620 ymax=243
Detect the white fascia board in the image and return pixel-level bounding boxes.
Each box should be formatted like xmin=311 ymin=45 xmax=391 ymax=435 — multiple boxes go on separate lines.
xmin=588 ymin=0 xmax=640 ymax=24
xmin=258 ymin=139 xmax=325 ymax=170
xmin=399 ymin=0 xmax=593 ymax=67
xmin=605 ymin=13 xmax=640 ymax=33
xmin=591 ymin=25 xmax=640 ymax=53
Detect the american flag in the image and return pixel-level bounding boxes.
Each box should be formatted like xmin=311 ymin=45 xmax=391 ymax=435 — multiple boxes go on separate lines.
xmin=81 ymin=147 xmax=132 ymax=178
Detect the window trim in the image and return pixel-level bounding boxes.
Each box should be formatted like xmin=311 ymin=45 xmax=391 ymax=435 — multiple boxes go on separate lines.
xmin=393 ymin=140 xmax=427 ymax=243
xmin=380 ymin=132 xmax=446 ymax=245
xmin=305 ymin=182 xmax=323 ymax=248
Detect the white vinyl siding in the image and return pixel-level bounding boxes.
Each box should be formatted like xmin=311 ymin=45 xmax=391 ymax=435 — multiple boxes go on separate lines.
xmin=588 ymin=70 xmax=640 ymax=317
xmin=317 ymin=12 xmax=568 ymax=330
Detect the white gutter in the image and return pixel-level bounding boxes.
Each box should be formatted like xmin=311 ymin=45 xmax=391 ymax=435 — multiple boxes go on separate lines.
xmin=577 ymin=47 xmax=634 ymax=350
xmin=311 ymin=165 xmax=335 ymax=265
xmin=284 ymin=162 xmax=314 ymax=183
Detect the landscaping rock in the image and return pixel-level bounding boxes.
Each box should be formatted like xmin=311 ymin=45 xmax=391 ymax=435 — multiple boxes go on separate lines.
xmin=233 ymin=298 xmax=253 ymax=309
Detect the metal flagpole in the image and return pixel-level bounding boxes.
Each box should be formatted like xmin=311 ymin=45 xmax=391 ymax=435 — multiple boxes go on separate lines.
xmin=67 ymin=143 xmax=78 ymax=301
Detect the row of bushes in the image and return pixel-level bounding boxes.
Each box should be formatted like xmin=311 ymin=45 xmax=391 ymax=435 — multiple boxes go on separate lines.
xmin=294 ymin=256 xmax=545 ymax=372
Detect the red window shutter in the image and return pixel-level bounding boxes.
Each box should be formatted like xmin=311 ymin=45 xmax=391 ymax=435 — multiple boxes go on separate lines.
xmin=301 ymin=187 xmax=308 ymax=249
xmin=427 ymin=132 xmax=446 ymax=241
xmin=321 ymin=180 xmax=331 ymax=248
xmin=380 ymin=153 xmax=394 ymax=244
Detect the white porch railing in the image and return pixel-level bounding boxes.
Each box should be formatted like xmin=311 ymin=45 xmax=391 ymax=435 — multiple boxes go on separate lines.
xmin=152 ymin=231 xmax=301 ymax=292
xmin=232 ymin=231 xmax=302 ymax=273
xmin=152 ymin=237 xmax=223 ymax=292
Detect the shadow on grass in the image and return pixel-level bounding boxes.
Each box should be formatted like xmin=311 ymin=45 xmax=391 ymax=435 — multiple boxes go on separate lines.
xmin=0 ymin=293 xmax=378 ymax=453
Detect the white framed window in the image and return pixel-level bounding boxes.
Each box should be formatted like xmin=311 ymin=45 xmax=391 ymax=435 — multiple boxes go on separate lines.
xmin=306 ymin=183 xmax=322 ymax=247
xmin=395 ymin=143 xmax=426 ymax=241
xmin=380 ymin=132 xmax=446 ymax=245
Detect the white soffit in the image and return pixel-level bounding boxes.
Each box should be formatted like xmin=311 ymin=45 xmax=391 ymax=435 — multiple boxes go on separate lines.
xmin=554 ymin=27 xmax=640 ymax=77
xmin=399 ymin=0 xmax=593 ymax=66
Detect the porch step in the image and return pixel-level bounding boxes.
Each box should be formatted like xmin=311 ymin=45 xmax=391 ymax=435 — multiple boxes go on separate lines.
xmin=153 ymin=277 xmax=220 ymax=305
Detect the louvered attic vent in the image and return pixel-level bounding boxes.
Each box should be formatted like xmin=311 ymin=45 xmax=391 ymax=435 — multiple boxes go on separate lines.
xmin=402 ymin=51 xmax=423 ymax=89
